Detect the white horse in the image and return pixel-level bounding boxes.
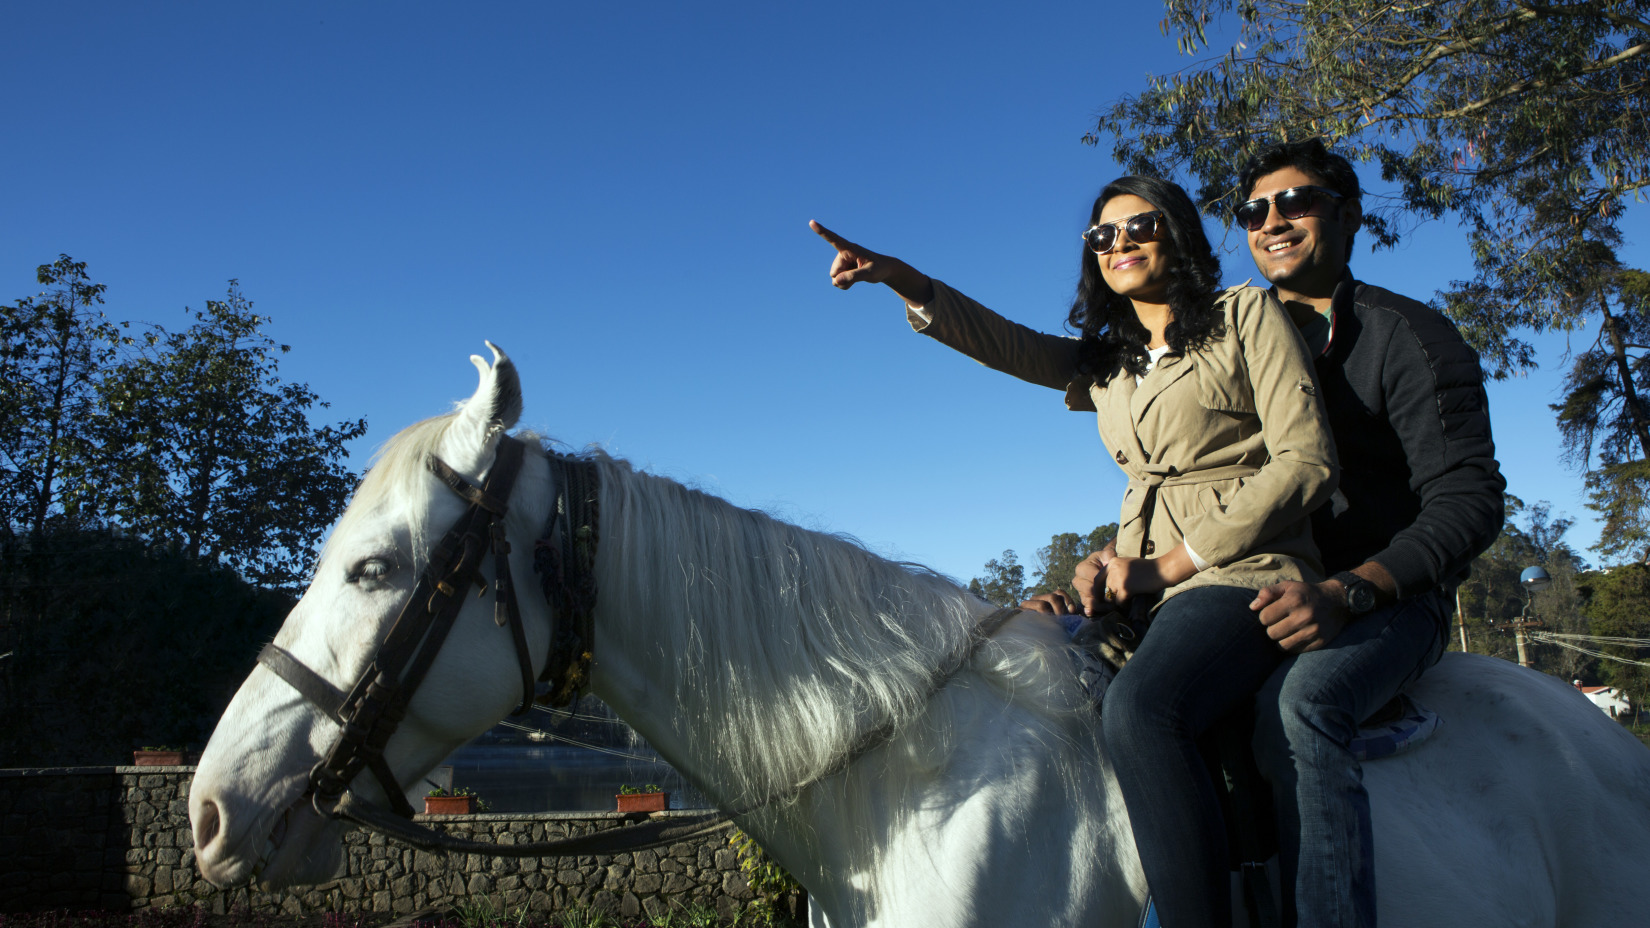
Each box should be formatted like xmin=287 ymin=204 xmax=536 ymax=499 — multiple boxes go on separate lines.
xmin=191 ymin=345 xmax=1650 ymax=927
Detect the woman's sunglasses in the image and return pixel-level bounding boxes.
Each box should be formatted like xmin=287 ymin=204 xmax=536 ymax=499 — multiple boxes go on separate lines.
xmin=1232 ymin=185 xmax=1345 ymax=231
xmin=1082 ymin=211 xmax=1166 ymax=255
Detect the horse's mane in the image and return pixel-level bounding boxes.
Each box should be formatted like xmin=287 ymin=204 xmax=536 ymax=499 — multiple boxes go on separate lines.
xmin=320 ymin=412 xmax=549 ymax=581
xmin=590 ymin=455 xmax=1098 ymax=811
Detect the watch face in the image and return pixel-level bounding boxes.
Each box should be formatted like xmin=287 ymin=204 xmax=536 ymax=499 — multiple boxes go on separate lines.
xmin=1348 ymin=583 xmax=1376 ymax=614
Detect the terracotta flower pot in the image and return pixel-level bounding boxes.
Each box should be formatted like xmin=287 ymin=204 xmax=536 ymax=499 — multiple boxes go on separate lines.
xmin=132 ymin=750 xmax=186 ymax=766
xmin=616 ymin=791 xmax=668 ymax=813
xmin=424 ymin=795 xmax=477 ymax=815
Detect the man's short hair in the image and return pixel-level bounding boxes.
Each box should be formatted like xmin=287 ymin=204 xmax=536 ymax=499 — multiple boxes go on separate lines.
xmin=1238 ymin=138 xmax=1362 ymax=261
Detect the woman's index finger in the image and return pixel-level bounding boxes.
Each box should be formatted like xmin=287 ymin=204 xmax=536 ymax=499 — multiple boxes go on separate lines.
xmin=809 ymin=220 xmax=850 ymax=249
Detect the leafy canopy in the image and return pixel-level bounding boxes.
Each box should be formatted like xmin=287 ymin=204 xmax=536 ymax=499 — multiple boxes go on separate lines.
xmin=85 ymin=282 xmax=368 ymax=591
xmin=968 ymin=524 xmax=1119 ymax=606
xmin=0 ymin=256 xmax=123 ymax=541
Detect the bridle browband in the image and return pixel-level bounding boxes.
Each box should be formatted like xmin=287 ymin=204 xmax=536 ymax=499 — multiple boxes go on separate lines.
xmin=253 ymin=433 xmax=1021 ymax=859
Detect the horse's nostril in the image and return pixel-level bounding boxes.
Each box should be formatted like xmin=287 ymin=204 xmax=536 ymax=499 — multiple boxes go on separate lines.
xmin=195 ymin=799 xmax=221 ymax=850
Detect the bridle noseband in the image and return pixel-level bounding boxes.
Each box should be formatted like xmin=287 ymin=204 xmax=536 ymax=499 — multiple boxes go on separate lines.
xmin=257 ymin=435 xmax=597 ymax=820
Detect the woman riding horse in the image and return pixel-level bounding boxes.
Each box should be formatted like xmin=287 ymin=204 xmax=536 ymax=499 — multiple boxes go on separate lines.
xmin=813 ymin=174 xmax=1338 ymax=927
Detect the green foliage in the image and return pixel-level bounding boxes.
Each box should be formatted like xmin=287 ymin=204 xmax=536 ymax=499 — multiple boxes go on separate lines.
xmin=0 ymin=256 xmax=370 ymax=762
xmin=1452 ymin=495 xmax=1591 ymax=678
xmin=968 ymin=524 xmax=1118 ymax=606
xmin=428 ymin=786 xmax=477 ymax=797
xmin=646 ymin=905 xmax=721 ymax=928
xmin=1026 ymin=524 xmax=1119 ymax=598
xmin=1577 ymin=562 xmax=1650 ymax=708
xmin=0 ymin=256 xmax=123 ymax=542
xmin=1551 ymin=270 xmax=1650 ymax=562
xmin=728 ymin=828 xmax=803 ymax=927
xmin=967 ymin=549 xmax=1027 ymax=606
xmin=82 ymin=282 xmax=367 ymax=591
xmin=618 ymin=783 xmax=664 ymax=795
xmin=0 ymin=529 xmax=293 ymax=766
xmin=451 ymin=896 xmax=534 ymax=928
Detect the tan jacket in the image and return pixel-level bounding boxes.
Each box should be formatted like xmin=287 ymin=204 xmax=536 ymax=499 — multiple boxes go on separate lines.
xmin=909 ymin=280 xmax=1338 ymax=599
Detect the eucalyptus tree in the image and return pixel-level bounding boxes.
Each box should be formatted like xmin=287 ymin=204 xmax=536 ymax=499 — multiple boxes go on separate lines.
xmin=0 ymin=256 xmax=122 ymax=542
xmin=88 ymin=283 xmax=367 ymax=591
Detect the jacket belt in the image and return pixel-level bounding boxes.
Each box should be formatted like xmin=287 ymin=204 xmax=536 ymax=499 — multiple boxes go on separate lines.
xmin=1128 ymin=463 xmax=1261 ymax=559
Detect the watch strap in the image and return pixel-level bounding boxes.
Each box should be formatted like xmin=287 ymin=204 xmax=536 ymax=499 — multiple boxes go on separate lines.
xmin=1331 ymin=571 xmax=1376 ymax=614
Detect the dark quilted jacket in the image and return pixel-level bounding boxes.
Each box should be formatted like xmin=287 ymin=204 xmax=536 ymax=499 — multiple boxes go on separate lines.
xmin=1311 ymin=274 xmax=1505 ymax=599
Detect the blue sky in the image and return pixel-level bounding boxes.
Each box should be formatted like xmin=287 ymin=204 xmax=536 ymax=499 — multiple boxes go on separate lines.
xmin=4 ymin=3 xmax=1645 ymax=584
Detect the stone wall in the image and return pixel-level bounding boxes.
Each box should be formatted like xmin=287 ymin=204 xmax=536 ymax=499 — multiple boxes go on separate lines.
xmin=0 ymin=767 xmax=768 ymax=921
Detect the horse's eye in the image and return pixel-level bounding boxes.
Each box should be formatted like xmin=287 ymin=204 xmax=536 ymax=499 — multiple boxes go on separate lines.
xmin=347 ymin=558 xmax=393 ymax=584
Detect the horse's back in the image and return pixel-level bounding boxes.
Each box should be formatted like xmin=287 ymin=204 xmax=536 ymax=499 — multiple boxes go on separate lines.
xmin=1367 ymin=653 xmax=1650 ymax=926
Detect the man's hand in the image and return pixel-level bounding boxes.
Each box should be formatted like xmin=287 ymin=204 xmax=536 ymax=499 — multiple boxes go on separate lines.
xmin=1072 ymin=540 xmax=1118 ymax=615
xmin=1251 ymin=580 xmax=1348 ymax=653
xmin=1019 ymin=591 xmax=1079 ymax=615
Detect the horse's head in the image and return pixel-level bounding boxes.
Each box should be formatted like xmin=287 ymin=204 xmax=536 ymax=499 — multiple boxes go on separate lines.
xmin=190 ymin=343 xmax=553 ymax=889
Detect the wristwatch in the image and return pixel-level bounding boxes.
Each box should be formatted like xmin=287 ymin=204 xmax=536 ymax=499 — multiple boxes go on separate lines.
xmin=1331 ymin=571 xmax=1378 ymax=616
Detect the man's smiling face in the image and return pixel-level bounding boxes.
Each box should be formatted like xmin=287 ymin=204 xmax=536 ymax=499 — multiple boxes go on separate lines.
xmin=1246 ymin=165 xmax=1361 ymax=301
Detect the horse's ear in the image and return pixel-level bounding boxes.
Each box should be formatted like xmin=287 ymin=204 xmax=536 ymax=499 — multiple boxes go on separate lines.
xmin=444 ymin=342 xmax=522 ymax=468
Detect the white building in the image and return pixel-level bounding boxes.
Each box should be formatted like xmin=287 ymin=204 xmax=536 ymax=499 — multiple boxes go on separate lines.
xmin=1574 ymin=682 xmax=1633 ymax=718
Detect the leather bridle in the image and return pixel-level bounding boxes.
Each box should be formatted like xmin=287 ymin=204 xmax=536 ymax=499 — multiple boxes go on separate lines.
xmin=257 ymin=436 xmax=595 ymax=821
xmin=254 ymin=434 xmax=733 ymax=857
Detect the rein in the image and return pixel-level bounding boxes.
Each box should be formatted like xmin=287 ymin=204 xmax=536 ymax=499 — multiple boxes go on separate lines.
xmin=256 ymin=434 xmax=1022 ymax=858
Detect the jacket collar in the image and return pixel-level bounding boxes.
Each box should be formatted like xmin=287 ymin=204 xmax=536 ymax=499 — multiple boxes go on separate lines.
xmin=1130 ymin=350 xmax=1195 ymax=424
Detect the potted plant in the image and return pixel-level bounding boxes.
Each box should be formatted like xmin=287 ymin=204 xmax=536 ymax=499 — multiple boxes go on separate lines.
xmin=616 ymin=783 xmax=668 ymax=813
xmin=133 ymin=746 xmax=187 ymax=766
xmin=424 ymin=786 xmax=487 ymax=815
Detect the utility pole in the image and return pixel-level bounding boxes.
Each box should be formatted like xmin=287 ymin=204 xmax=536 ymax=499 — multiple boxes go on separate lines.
xmin=1512 ymin=566 xmax=1551 ymax=669
xmin=1514 ymin=609 xmax=1536 ymax=668
xmin=1454 ymin=586 xmax=1470 ymax=653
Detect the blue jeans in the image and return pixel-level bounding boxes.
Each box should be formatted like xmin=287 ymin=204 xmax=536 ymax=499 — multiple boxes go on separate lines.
xmin=1102 ymin=585 xmax=1286 ymax=928
xmin=1251 ymin=590 xmax=1447 ymax=928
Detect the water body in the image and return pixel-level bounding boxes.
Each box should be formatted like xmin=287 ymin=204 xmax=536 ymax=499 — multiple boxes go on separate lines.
xmin=439 ymin=742 xmax=713 ymax=812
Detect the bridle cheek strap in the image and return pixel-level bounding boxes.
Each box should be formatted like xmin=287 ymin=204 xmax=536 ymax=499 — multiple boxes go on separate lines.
xmin=258 ymin=436 xmax=533 ymax=819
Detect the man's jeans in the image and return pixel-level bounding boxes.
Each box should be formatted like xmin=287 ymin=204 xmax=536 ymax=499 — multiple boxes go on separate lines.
xmin=1251 ymin=589 xmax=1447 ymax=928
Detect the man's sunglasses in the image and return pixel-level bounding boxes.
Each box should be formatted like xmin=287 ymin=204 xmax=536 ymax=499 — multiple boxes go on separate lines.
xmin=1232 ymin=185 xmax=1345 ymax=231
xmin=1082 ymin=211 xmax=1166 ymax=255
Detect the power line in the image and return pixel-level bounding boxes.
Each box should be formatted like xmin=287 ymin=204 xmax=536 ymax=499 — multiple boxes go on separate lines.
xmin=528 ymin=703 xmax=628 ymax=724
xmin=1527 ymin=631 xmax=1650 ymax=668
xmin=491 ymin=718 xmax=661 ymax=763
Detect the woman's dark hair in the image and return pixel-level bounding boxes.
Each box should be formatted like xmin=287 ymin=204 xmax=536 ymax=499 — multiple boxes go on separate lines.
xmin=1067 ymin=175 xmax=1223 ymax=379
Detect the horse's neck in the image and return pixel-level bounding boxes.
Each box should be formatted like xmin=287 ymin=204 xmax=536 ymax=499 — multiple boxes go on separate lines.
xmin=584 ymin=466 xmax=1144 ymax=925
xmin=745 ymin=674 xmax=1145 ymax=928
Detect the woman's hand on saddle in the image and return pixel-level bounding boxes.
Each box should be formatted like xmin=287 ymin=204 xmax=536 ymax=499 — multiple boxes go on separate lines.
xmin=810 ymin=220 xmax=936 ymax=306
xmin=1072 ymin=541 xmax=1117 ymax=616
xmin=1081 ymin=543 xmax=1197 ymax=613
xmin=1101 ymin=556 xmax=1172 ymax=607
